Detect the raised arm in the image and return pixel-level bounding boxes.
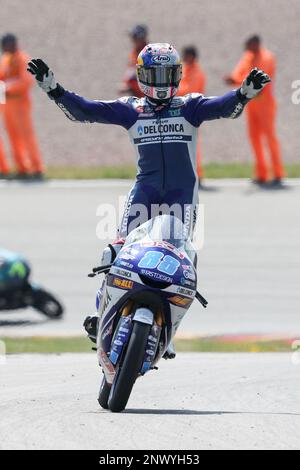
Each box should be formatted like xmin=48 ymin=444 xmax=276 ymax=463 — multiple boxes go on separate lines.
xmin=27 ymin=59 xmax=137 ymax=129
xmin=184 ymin=68 xmax=271 ymax=127
xmin=50 ymin=87 xmax=137 ymax=128
xmin=185 ymin=90 xmax=246 ymax=125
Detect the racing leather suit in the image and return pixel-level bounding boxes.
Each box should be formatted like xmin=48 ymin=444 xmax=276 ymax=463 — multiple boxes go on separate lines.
xmin=48 ymin=86 xmax=247 ymax=237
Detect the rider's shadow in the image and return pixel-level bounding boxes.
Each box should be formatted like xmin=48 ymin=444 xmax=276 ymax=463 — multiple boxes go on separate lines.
xmin=122 ymin=409 xmax=300 ymax=416
xmin=123 ymin=409 xmax=226 ymax=415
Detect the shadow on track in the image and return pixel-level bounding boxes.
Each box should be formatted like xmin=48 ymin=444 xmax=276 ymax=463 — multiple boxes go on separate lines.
xmin=244 ymin=183 xmax=293 ymax=196
xmin=117 ymin=409 xmax=300 ymax=416
xmin=0 ymin=318 xmax=47 ymax=327
xmin=124 ymin=409 xmax=227 ymax=415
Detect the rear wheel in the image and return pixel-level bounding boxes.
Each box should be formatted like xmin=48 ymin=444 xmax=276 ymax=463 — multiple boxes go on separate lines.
xmin=31 ymin=287 xmax=64 ymax=319
xmin=108 ymin=321 xmax=151 ymax=412
xmin=98 ymin=376 xmax=111 ymax=409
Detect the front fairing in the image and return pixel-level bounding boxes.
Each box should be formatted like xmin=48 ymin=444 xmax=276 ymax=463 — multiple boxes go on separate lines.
xmin=97 ymin=215 xmax=197 ymax=382
xmin=116 ymin=214 xmax=197 ymax=291
xmin=115 ymin=241 xmax=196 ymax=291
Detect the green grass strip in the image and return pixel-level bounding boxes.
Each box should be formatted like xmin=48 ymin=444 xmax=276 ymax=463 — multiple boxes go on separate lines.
xmin=175 ymin=337 xmax=292 ymax=353
xmin=46 ymin=163 xmax=300 ymax=180
xmin=0 ymin=336 xmax=293 ymax=354
xmin=1 ymin=336 xmax=91 ymax=354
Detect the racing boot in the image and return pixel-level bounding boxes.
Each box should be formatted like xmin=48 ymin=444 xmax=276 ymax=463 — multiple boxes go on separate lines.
xmin=163 ymin=341 xmax=176 ymax=360
xmin=84 ymin=239 xmax=125 ymax=344
xmin=83 ymin=284 xmax=103 ymax=343
xmin=83 ymin=314 xmax=99 ymax=343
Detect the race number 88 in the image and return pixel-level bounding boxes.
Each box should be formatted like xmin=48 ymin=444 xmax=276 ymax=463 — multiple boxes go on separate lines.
xmin=138 ymin=251 xmax=180 ymax=276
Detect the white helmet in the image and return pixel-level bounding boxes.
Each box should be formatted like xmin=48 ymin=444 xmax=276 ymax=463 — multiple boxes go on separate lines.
xmin=136 ymin=43 xmax=182 ymax=101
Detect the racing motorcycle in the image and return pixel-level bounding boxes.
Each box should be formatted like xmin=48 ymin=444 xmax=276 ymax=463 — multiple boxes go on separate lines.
xmin=88 ymin=215 xmax=207 ymax=412
xmin=0 ymin=249 xmax=64 ymax=319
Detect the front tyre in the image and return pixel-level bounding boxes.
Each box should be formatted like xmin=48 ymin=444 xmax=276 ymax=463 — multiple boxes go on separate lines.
xmin=98 ymin=376 xmax=111 ymax=409
xmin=108 ymin=321 xmax=151 ymax=412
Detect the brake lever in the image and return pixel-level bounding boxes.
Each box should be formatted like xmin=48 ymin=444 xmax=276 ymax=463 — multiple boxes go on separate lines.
xmin=88 ymin=263 xmax=113 ymax=278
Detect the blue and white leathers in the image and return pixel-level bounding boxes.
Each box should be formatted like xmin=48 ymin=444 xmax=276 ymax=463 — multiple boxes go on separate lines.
xmin=50 ymin=88 xmax=245 ymax=237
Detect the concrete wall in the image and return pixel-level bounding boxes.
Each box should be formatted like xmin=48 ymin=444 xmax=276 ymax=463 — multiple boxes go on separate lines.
xmin=0 ymin=0 xmax=299 ymax=167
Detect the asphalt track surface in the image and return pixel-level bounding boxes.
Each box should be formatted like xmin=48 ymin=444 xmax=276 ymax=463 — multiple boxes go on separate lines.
xmin=1 ymin=179 xmax=300 ymax=338
xmin=0 ymin=352 xmax=299 ymax=450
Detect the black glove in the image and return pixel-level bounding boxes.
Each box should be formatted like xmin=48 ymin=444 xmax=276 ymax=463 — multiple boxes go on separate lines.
xmin=240 ymin=67 xmax=271 ymax=99
xmin=27 ymin=59 xmax=57 ymax=93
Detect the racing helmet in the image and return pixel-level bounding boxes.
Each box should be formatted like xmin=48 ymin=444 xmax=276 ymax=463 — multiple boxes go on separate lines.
xmin=136 ymin=43 xmax=182 ymax=101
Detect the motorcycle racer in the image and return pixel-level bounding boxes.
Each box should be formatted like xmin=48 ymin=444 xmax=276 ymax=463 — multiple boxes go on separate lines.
xmin=27 ymin=43 xmax=271 ymax=353
xmin=27 ymin=44 xmax=270 ymax=238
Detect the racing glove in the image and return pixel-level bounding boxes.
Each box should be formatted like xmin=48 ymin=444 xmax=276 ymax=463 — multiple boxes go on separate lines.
xmin=27 ymin=59 xmax=65 ymax=99
xmin=239 ymin=67 xmax=271 ymax=100
xmin=27 ymin=59 xmax=57 ymax=93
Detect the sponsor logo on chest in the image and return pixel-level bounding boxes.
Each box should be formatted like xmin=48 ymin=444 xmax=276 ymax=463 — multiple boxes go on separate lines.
xmin=136 ymin=118 xmax=185 ymax=137
xmin=137 ymin=122 xmax=184 ymax=136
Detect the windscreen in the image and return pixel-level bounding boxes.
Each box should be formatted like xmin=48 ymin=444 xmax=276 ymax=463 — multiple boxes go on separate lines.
xmin=124 ymin=215 xmax=186 ymax=250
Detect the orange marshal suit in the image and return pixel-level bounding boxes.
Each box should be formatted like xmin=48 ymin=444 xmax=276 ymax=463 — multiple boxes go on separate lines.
xmin=177 ymin=61 xmax=206 ymax=178
xmin=0 ymin=50 xmax=43 ymax=173
xmin=0 ymin=101 xmax=9 ymax=173
xmin=122 ymin=48 xmax=144 ymax=98
xmin=229 ymin=47 xmax=284 ymax=180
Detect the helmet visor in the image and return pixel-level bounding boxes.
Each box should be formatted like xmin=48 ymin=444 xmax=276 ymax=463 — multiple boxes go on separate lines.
xmin=137 ymin=65 xmax=182 ymax=88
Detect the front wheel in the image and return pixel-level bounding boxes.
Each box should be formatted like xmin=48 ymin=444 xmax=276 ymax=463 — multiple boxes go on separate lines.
xmin=98 ymin=376 xmax=111 ymax=409
xmin=108 ymin=321 xmax=151 ymax=412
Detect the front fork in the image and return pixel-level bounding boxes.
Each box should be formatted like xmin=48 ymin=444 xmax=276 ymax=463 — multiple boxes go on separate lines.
xmin=109 ymin=315 xmax=133 ymax=365
xmin=106 ymin=301 xmax=164 ymax=376
xmin=140 ymin=322 xmax=162 ymax=374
